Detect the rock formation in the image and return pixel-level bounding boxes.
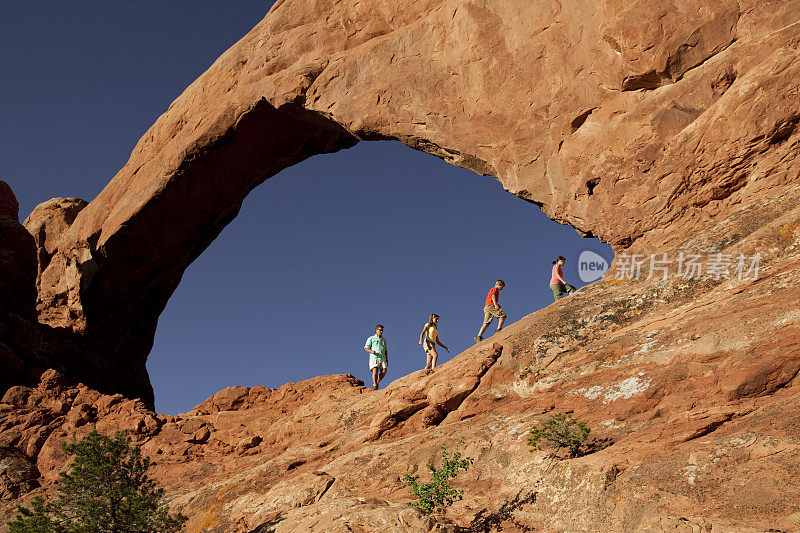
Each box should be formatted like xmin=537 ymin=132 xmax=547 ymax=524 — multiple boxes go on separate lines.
xmin=2 ymin=0 xmax=794 ymax=406
xmin=1 ymin=0 xmax=799 ymax=530
xmin=0 ymin=182 xmax=38 ymax=393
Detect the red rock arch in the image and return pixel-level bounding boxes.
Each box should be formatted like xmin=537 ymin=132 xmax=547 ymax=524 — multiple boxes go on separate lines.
xmin=12 ymin=0 xmax=800 ymax=406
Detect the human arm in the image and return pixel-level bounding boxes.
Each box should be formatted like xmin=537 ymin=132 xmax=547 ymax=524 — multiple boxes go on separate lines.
xmin=419 ymin=325 xmax=428 ymax=345
xmin=554 ymin=265 xmax=567 ymax=284
xmin=491 ymin=290 xmax=500 ymax=308
xmin=430 ymin=328 xmax=449 ymax=352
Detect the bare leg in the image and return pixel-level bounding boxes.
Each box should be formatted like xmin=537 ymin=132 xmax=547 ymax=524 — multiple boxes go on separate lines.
xmin=430 ymin=347 xmax=438 ymax=369
xmin=372 ymin=367 xmax=380 ymax=389
xmin=477 ymin=322 xmax=490 ymax=338
xmin=424 ymin=350 xmax=433 ymax=370
xmin=378 ymin=367 xmax=387 ymax=385
xmin=497 ymin=316 xmax=506 ymax=331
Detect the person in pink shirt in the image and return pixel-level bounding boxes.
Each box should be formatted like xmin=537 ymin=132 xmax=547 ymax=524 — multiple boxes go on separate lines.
xmin=550 ymin=256 xmax=576 ymax=301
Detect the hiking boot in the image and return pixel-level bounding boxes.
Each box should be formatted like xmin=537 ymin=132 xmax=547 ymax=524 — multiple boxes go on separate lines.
xmin=473 ymin=335 xmax=482 ymax=343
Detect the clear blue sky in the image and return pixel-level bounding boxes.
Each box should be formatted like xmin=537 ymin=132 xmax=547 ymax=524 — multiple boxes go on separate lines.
xmin=1 ymin=2 xmax=613 ymax=414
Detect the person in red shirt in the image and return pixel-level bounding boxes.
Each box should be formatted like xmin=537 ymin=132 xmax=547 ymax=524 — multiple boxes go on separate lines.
xmin=474 ymin=279 xmax=506 ymax=342
xmin=550 ymin=256 xmax=576 ymax=301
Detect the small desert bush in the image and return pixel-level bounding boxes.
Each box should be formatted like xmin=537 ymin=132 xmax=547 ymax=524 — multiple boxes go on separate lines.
xmin=527 ymin=412 xmax=590 ymax=458
xmin=403 ymin=439 xmax=474 ymax=515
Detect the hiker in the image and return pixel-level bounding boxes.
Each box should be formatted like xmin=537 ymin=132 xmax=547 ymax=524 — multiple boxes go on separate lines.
xmin=419 ymin=314 xmax=449 ymax=371
xmin=474 ymin=279 xmax=506 ymax=342
xmin=550 ymin=256 xmax=576 ymax=301
xmin=364 ymin=324 xmax=388 ymax=390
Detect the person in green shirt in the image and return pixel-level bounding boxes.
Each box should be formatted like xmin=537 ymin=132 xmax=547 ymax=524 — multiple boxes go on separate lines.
xmin=364 ymin=324 xmax=388 ymax=390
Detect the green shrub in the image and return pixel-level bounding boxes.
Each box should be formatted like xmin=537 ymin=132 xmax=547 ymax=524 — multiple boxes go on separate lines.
xmin=403 ymin=439 xmax=474 ymax=515
xmin=527 ymin=412 xmax=590 ymax=458
xmin=8 ymin=430 xmax=187 ymax=533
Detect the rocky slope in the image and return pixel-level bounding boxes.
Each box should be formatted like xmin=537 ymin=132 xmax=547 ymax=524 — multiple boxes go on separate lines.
xmin=2 ymin=183 xmax=800 ymax=530
xmin=1 ymin=0 xmax=799 ymax=530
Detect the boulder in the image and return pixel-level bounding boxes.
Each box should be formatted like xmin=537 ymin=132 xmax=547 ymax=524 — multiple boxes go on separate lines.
xmin=0 ymin=182 xmax=19 ymax=221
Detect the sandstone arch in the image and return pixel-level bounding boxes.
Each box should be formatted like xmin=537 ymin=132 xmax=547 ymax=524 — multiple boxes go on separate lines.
xmin=12 ymin=0 xmax=800 ymax=406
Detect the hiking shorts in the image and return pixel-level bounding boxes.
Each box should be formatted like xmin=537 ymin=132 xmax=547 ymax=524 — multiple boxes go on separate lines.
xmin=369 ymin=355 xmax=387 ymax=371
xmin=483 ymin=304 xmax=507 ymax=324
xmin=550 ymin=283 xmax=576 ymax=301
